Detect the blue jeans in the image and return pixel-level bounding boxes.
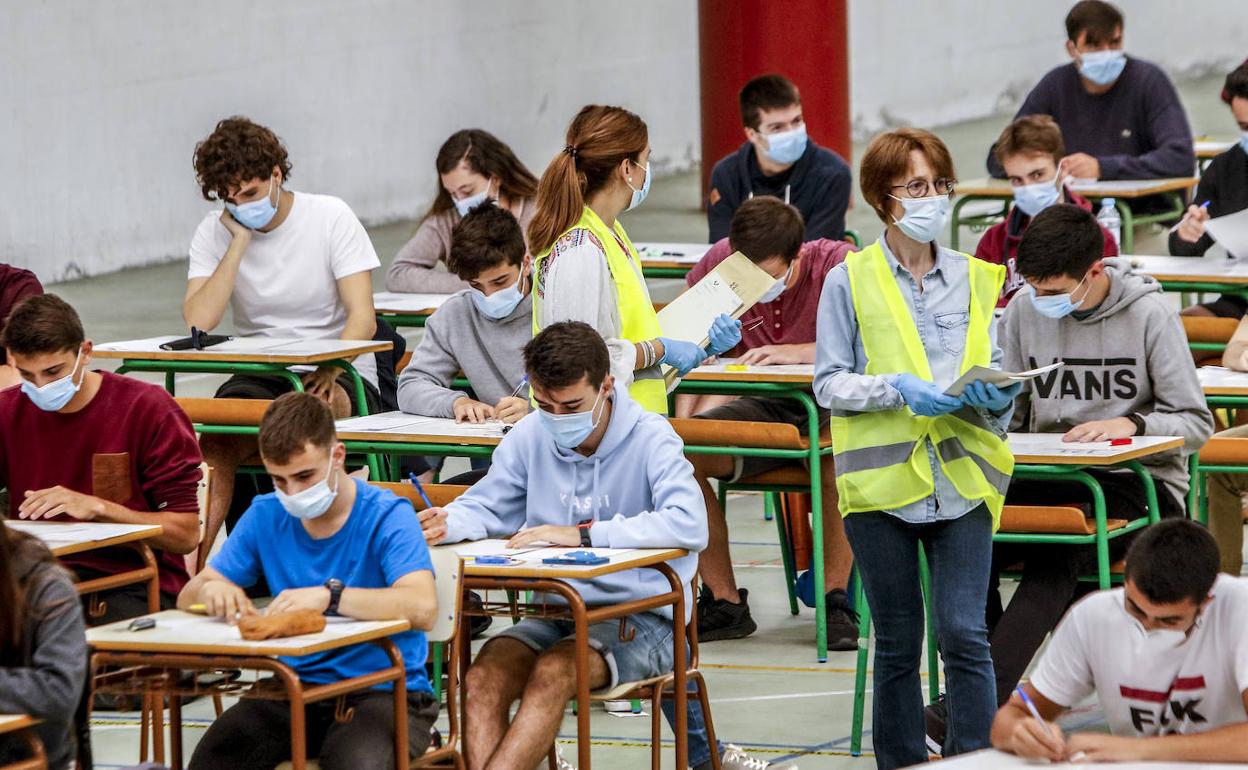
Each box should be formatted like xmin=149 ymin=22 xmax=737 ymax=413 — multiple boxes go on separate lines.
xmin=843 ymin=505 xmax=996 ymax=770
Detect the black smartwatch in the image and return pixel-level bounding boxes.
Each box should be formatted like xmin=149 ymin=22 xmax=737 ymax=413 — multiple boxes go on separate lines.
xmin=577 ymin=519 xmax=593 ymax=548
xmin=324 ymin=578 xmax=345 ymax=616
xmin=1126 ymin=412 xmax=1147 ymax=436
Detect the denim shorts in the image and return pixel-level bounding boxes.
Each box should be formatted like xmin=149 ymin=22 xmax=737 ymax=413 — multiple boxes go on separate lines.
xmin=489 ymin=611 xmax=675 ymax=690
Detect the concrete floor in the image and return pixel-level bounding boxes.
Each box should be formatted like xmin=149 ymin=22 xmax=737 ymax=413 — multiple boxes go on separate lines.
xmin=71 ymin=72 xmax=1235 ymax=768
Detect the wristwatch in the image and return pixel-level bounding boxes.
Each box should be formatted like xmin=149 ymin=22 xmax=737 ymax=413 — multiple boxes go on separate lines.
xmin=1125 ymin=412 xmax=1147 ymax=436
xmin=576 ymin=519 xmax=594 ymax=548
xmin=324 ymin=578 xmax=345 ymax=616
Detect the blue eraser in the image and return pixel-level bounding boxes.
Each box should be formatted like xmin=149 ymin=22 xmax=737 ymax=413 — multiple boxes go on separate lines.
xmin=475 ymin=555 xmax=513 ymax=565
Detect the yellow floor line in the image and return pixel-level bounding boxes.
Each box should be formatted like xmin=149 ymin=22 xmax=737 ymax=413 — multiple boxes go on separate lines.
xmin=703 ymin=661 xmax=935 ymax=678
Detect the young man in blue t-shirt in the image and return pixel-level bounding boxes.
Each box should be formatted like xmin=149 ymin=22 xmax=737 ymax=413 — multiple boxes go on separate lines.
xmin=179 ymin=392 xmax=439 ymax=769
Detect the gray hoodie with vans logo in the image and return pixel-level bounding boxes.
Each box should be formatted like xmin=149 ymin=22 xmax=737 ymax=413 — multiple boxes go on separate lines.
xmin=1000 ymin=257 xmax=1213 ymax=499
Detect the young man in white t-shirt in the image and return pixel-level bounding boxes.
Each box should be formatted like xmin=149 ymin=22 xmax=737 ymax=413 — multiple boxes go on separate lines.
xmin=183 ymin=116 xmax=380 ymax=538
xmin=992 ymin=519 xmax=1248 ymax=763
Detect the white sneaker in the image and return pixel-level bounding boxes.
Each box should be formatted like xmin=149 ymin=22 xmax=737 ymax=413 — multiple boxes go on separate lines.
xmin=720 ymin=743 xmax=798 ymax=770
xmin=553 ymin=743 xmax=576 ymax=770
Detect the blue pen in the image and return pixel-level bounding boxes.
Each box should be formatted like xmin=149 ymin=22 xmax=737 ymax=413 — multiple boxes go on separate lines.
xmin=508 ymin=375 xmax=529 ymax=399
xmin=1200 ymin=200 xmax=1211 ymax=210
xmin=1014 ymin=684 xmax=1057 ymax=740
xmin=407 ymin=471 xmax=434 ymax=509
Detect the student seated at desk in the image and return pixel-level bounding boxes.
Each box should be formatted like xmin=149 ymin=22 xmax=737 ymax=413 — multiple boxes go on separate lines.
xmin=185 ymin=116 xmax=382 ymax=537
xmin=676 ymin=196 xmax=859 ymax=649
xmin=0 ymin=524 xmax=87 ymax=770
xmin=1197 ymin=313 xmax=1248 ymax=575
xmin=0 ymin=295 xmax=203 ymax=625
xmin=419 ymin=322 xmax=781 ymax=770
xmin=397 ymin=204 xmax=530 ymax=426
xmin=1170 ymin=61 xmax=1248 ymax=319
xmin=985 ymin=1 xmax=1194 ymax=189
xmin=387 ymin=129 xmax=539 ymax=294
xmin=977 ymin=115 xmax=1118 ymax=308
xmin=973 ymin=204 xmax=1214 ymax=744
xmin=706 ymin=73 xmax=851 ymax=243
xmin=179 ymin=392 xmax=439 ymax=769
xmin=993 ymin=520 xmax=1248 ymax=764
xmin=0 ymin=263 xmax=42 ymax=391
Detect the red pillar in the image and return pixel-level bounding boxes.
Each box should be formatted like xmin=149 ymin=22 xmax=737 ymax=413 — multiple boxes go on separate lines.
xmin=698 ymin=0 xmax=851 ymax=202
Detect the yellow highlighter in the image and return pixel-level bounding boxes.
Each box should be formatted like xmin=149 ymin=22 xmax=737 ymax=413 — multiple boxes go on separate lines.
xmin=725 ymin=364 xmax=749 ymax=372
xmin=187 ymin=603 xmax=208 ymax=615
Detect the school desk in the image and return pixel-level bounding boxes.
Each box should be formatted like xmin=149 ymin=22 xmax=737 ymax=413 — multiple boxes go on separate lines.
xmin=902 ymin=747 xmax=1243 ymax=769
xmin=4 ymin=521 xmax=164 ymax=615
xmin=94 ymin=336 xmax=391 ymax=417
xmin=1196 ymin=138 xmax=1235 ymax=173
xmin=87 ymin=610 xmax=412 ymax=770
xmin=1128 ymin=254 xmax=1248 ymax=304
xmin=1004 ymin=433 xmax=1184 ymax=588
xmin=441 ymin=543 xmax=689 ymax=770
xmin=0 ymin=715 xmax=45 ymax=770
xmin=950 ymin=177 xmax=1198 ymax=252
xmin=636 ymin=242 xmax=711 ymax=278
xmin=372 ymin=291 xmax=450 ymax=330
xmin=334 ymin=411 xmax=505 ymax=480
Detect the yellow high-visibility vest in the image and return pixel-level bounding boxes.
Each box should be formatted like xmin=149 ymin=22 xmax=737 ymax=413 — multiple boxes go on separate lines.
xmin=532 ymin=206 xmax=667 ymax=413
xmin=831 ymin=241 xmax=1013 ymax=527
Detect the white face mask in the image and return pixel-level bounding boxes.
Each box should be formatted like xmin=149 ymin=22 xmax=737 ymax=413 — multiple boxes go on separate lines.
xmin=275 ymin=457 xmax=340 ymax=520
xmin=454 ymin=179 xmax=495 ymax=217
xmin=758 ymin=262 xmax=794 ymax=304
xmin=21 ymin=348 xmax=84 ymax=412
xmin=890 ymin=194 xmax=953 ymax=243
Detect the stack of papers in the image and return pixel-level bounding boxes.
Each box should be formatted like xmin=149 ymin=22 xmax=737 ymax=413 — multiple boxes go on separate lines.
xmin=4 ymin=521 xmax=155 ymax=545
xmin=450 ymin=539 xmax=636 ymax=563
xmin=336 ymin=412 xmax=508 ymax=438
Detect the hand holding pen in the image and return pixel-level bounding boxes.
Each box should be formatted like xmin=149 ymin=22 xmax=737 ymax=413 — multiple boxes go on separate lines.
xmin=494 ymin=375 xmax=530 ymax=424
xmin=1175 ymin=200 xmax=1211 ymax=244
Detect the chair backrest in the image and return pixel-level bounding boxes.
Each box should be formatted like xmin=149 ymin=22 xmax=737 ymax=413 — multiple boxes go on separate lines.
xmin=427 ymin=547 xmax=463 ymax=643
xmin=1182 ymin=315 xmax=1240 ymax=345
xmin=371 ymin=481 xmax=471 ymax=509
xmin=175 ymin=396 xmax=271 ymax=426
xmin=187 ymin=463 xmax=214 ymax=576
xmin=669 ymin=417 xmax=808 ymax=450
xmin=395 ymin=350 xmax=413 ymax=374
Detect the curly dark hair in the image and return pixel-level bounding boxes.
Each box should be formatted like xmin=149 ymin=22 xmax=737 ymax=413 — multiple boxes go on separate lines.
xmin=448 ymin=204 xmax=526 ymax=280
xmin=193 ymin=116 xmax=293 ymax=202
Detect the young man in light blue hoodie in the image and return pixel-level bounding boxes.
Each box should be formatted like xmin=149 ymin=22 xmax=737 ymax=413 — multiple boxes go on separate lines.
xmin=419 ymin=322 xmax=780 ymax=770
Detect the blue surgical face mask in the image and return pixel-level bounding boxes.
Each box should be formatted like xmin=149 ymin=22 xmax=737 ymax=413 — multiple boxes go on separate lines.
xmin=764 ymin=124 xmax=808 ymax=165
xmin=1079 ymin=49 xmax=1126 ymax=87
xmin=470 ymin=270 xmax=527 ymax=319
xmin=538 ymin=389 xmax=605 ymax=449
xmin=1013 ymin=177 xmax=1062 ymax=217
xmin=1239 ymin=131 xmax=1248 ymax=156
xmin=758 ymin=262 xmax=794 ymax=304
xmin=275 ymin=456 xmax=340 ymax=520
xmin=225 ymin=176 xmax=279 ymax=230
xmin=625 ymin=160 xmax=651 ymax=211
xmin=454 ymin=179 xmax=495 ymax=218
xmin=890 ymin=194 xmax=952 ymax=243
xmin=21 ymin=348 xmax=84 ymax=412
xmin=1029 ymin=273 xmax=1090 ymax=319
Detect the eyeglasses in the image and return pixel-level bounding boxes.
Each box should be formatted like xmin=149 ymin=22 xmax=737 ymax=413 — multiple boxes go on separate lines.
xmin=891 ymin=178 xmax=957 ymax=198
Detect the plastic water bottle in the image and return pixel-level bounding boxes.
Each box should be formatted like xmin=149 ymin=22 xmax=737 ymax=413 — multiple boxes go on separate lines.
xmin=1097 ymin=198 xmax=1122 ymax=252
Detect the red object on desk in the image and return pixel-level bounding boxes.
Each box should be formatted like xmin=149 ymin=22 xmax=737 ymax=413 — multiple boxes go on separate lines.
xmin=1109 ymin=438 xmax=1132 ymax=446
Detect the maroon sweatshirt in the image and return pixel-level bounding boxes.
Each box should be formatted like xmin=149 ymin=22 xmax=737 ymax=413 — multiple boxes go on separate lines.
xmin=0 ymin=371 xmax=202 ymax=596
xmin=0 ymin=264 xmax=43 ymax=357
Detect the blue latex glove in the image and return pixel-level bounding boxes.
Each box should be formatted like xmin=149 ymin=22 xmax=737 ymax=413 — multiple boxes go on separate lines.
xmin=960 ymin=380 xmax=1023 ymax=412
xmin=891 ymin=373 xmax=963 ymax=417
xmin=659 ymin=337 xmax=708 ymax=376
xmin=705 ymin=313 xmax=743 ymax=357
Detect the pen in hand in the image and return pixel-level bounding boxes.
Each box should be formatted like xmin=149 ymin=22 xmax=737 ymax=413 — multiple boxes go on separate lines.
xmin=408 ymin=471 xmax=434 ymax=509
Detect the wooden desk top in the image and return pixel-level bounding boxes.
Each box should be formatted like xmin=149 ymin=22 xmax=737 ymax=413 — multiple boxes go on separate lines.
xmin=957 ymin=176 xmax=1198 ymax=199
xmin=4 ymin=521 xmax=163 ymax=557
xmin=441 ymin=542 xmax=688 ymax=579
xmin=1198 ymin=366 xmax=1248 ymax=396
xmin=86 ymin=610 xmax=411 ymax=656
xmin=684 ymin=363 xmax=814 ymax=385
xmin=335 ymin=412 xmax=506 ymax=446
xmin=372 ymin=291 xmax=451 ymax=315
xmin=93 ymin=336 xmax=391 ymax=364
xmin=636 ymin=242 xmax=709 ymax=266
xmin=1196 ymin=139 xmax=1234 ymax=158
xmin=1129 ymin=255 xmax=1248 ymax=285
xmin=1009 ymin=433 xmax=1184 ymax=465
xmin=0 ymin=714 xmax=37 ymax=735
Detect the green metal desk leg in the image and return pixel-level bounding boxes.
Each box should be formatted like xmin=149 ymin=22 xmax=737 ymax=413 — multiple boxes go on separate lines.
xmin=165 ymin=371 xmax=176 ymax=394
xmin=431 ymin=641 xmax=443 ymax=701
xmin=850 ymin=572 xmax=871 ymax=757
xmin=918 ymin=545 xmax=939 ymax=704
xmin=793 ymin=389 xmax=828 ymax=662
xmin=1113 ymin=199 xmax=1135 ymax=254
xmin=772 ymin=494 xmax=801 ymax=615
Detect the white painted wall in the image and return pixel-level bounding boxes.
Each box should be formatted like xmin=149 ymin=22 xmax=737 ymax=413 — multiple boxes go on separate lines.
xmin=6 ymin=1 xmax=1244 ymax=279
xmin=849 ymin=0 xmax=1248 ymax=138
xmin=0 ymin=0 xmax=700 ymax=281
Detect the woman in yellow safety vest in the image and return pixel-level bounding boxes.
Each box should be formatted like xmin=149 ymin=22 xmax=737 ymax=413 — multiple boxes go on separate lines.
xmin=526 ymin=105 xmax=741 ymax=415
xmin=813 ymin=128 xmax=1019 ymax=770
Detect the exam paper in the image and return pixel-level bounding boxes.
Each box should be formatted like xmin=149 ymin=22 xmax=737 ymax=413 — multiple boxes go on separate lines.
xmin=1203 ymin=208 xmax=1248 ymax=258
xmin=944 ymin=362 xmax=1063 ymax=397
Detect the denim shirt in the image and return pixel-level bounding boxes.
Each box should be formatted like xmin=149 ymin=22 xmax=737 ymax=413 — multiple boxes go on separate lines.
xmin=814 ymin=237 xmax=1012 ymax=523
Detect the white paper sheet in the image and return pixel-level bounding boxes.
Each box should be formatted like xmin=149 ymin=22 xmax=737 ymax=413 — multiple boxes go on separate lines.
xmin=635 ymin=242 xmax=709 ymax=263
xmin=336 ymin=413 xmax=507 ymax=439
xmin=335 ymin=412 xmax=428 ymax=432
xmin=372 ymin=292 xmax=451 ymax=312
xmin=1203 ymin=208 xmax=1248 ymax=258
xmin=5 ymin=521 xmax=158 ymax=545
xmin=944 ymin=362 xmax=1063 ymax=397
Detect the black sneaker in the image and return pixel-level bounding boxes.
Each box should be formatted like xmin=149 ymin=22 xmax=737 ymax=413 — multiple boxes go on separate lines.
xmin=466 ymin=590 xmax=493 ymax=638
xmin=924 ymin=694 xmax=948 ymax=756
xmin=825 ymin=588 xmax=860 ymax=652
xmin=696 ymin=584 xmax=757 ymax=642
